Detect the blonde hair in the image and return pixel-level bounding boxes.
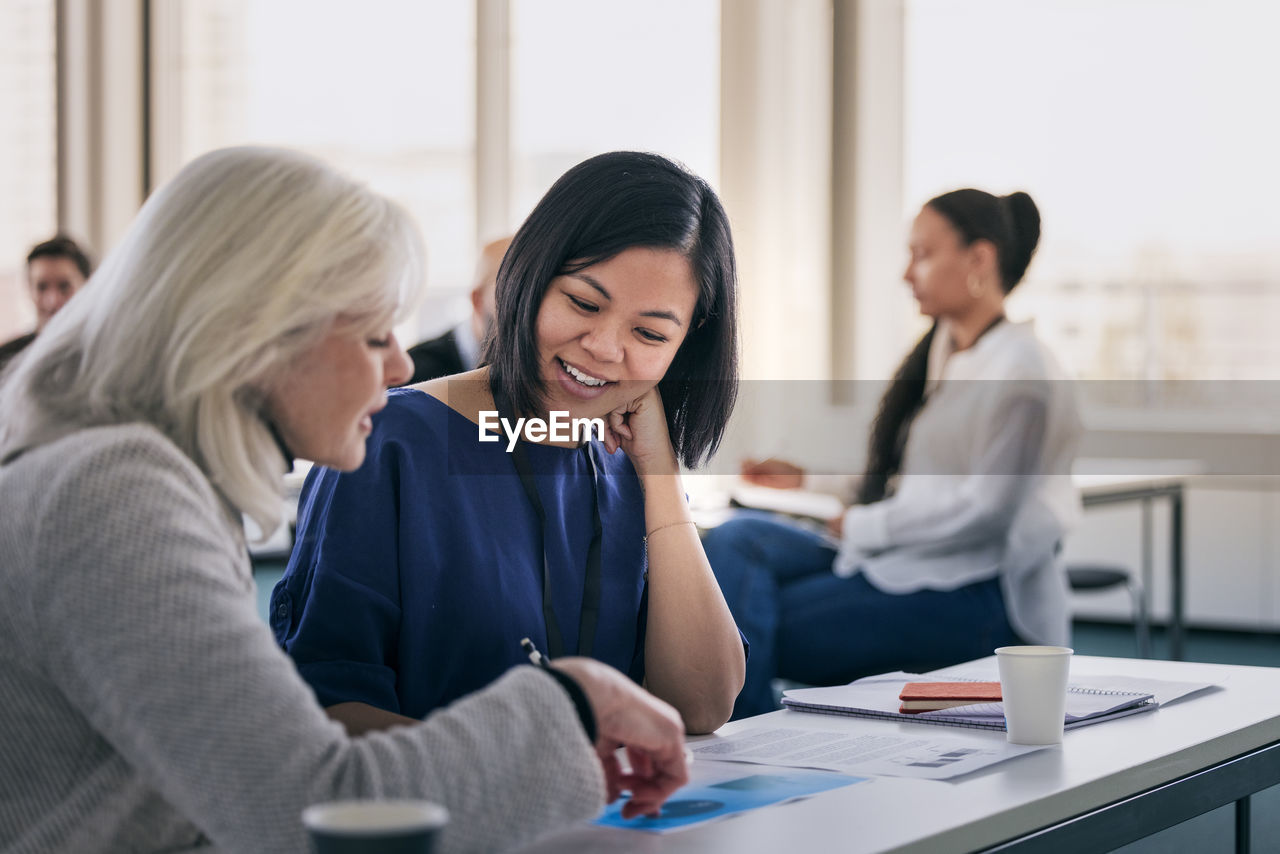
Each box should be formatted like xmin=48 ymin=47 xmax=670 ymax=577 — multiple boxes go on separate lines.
xmin=0 ymin=146 xmax=424 ymax=533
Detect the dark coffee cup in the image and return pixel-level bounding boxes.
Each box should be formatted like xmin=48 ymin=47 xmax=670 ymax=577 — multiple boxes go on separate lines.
xmin=302 ymin=800 xmax=449 ymax=854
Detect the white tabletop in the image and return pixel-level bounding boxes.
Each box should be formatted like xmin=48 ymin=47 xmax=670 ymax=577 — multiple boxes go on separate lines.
xmin=515 ymin=656 xmax=1280 ymax=853
xmin=1072 ymin=457 xmax=1206 ymax=495
xmin=1072 ymin=457 xmax=1206 ymax=480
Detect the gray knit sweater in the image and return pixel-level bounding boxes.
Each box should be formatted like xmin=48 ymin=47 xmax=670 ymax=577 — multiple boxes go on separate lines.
xmin=0 ymin=424 xmax=605 ymax=852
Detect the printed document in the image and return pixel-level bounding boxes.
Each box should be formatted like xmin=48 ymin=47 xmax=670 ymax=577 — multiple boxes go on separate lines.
xmin=596 ymin=768 xmax=866 ymax=833
xmin=690 ymin=726 xmax=1045 ymax=781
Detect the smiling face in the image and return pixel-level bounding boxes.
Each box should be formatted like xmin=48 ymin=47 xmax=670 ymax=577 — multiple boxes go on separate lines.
xmin=534 ymin=246 xmax=699 ymax=419
xmin=902 ymin=205 xmax=986 ymax=319
xmin=28 ymin=256 xmax=88 ymax=331
xmin=265 ymin=324 xmax=412 ymax=470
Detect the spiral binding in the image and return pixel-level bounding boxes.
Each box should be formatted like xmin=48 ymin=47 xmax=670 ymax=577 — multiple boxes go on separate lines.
xmin=1068 ymin=684 xmax=1146 ymax=696
xmin=779 ymin=700 xmax=1006 ymax=731
xmin=920 ymin=672 xmax=1148 ymax=697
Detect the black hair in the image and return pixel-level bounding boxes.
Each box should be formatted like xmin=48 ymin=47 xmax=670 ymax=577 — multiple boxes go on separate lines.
xmin=27 ymin=234 xmax=93 ymax=280
xmin=925 ymin=189 xmax=1040 ymax=294
xmin=484 ymin=151 xmax=739 ymax=470
xmin=857 ymin=189 xmax=1040 ymax=504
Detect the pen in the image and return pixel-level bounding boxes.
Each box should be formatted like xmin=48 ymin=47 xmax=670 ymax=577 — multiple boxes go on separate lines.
xmin=522 ymin=637 xmax=696 ymax=769
xmin=521 ymin=637 xmax=549 ymax=669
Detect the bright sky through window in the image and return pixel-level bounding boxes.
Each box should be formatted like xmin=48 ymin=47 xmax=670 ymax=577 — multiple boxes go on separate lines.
xmin=906 ymin=0 xmax=1280 ymax=380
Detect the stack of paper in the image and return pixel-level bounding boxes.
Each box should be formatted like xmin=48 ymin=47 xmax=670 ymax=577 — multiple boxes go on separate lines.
xmin=729 ymin=484 xmax=845 ymax=522
xmin=781 ymin=671 xmax=1216 ymax=732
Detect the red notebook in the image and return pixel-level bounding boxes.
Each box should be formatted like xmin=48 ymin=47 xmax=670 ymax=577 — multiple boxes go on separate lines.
xmin=899 ymin=681 xmax=1002 ymax=701
xmin=898 ymin=681 xmax=1001 ymax=713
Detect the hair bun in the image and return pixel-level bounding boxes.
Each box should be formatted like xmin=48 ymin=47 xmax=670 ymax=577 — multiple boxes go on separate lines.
xmin=1001 ymin=191 xmax=1040 ymax=287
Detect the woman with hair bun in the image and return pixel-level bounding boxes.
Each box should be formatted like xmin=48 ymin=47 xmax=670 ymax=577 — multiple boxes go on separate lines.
xmin=705 ymin=189 xmax=1082 ymax=719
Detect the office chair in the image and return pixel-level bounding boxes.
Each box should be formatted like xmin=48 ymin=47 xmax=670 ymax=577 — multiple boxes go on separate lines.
xmin=1067 ymin=563 xmax=1153 ymax=659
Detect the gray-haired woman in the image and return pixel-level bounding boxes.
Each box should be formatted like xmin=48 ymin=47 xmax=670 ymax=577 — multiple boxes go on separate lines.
xmin=0 ymin=146 xmax=687 ymax=854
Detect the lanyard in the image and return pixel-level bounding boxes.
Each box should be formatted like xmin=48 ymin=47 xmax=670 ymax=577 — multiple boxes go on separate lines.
xmin=492 ymin=385 xmax=604 ymax=659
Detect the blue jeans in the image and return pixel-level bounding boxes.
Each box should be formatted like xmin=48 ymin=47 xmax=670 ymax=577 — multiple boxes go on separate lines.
xmin=702 ymin=511 xmax=1023 ymax=719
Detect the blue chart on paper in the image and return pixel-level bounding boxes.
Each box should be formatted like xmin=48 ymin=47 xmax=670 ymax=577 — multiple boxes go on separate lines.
xmin=595 ymin=770 xmax=866 ymax=833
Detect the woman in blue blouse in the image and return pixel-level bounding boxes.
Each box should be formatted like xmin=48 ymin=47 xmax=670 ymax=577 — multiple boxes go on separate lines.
xmin=272 ymin=152 xmax=746 ymax=735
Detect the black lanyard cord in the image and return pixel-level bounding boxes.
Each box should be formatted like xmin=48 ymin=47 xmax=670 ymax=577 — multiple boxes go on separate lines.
xmin=492 ymin=384 xmax=604 ymax=660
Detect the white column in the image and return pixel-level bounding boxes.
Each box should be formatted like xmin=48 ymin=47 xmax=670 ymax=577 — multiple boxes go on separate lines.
xmin=720 ymin=0 xmax=834 ymax=386
xmin=475 ymin=0 xmax=510 ymax=245
xmin=832 ymin=0 xmax=906 ymax=386
xmin=57 ymin=0 xmax=145 ymax=256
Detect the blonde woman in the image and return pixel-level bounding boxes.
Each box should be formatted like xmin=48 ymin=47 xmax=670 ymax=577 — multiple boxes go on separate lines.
xmin=0 ymin=147 xmax=687 ymax=854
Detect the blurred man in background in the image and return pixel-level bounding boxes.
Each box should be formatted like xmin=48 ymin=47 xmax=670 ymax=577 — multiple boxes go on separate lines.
xmin=0 ymin=235 xmax=93 ymax=372
xmin=405 ymin=236 xmax=511 ymax=384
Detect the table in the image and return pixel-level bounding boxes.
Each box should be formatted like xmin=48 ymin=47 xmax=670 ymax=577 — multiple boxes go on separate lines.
xmin=689 ymin=461 xmax=1206 ymax=661
xmin=1075 ymin=460 xmax=1205 ymax=661
xmin=247 ymin=463 xmax=312 ymax=563
xmin=515 ymin=656 xmax=1280 ymax=854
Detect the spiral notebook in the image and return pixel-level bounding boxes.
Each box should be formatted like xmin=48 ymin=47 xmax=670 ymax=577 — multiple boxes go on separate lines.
xmin=781 ymin=671 xmax=1159 ymax=732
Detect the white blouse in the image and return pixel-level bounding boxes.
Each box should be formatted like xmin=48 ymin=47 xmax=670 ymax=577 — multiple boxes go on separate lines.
xmin=833 ymin=319 xmax=1083 ymax=646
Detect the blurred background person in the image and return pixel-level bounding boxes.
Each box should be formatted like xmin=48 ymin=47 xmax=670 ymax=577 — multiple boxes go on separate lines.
xmin=405 ymin=235 xmax=512 ymax=383
xmin=0 ymin=236 xmax=92 ymax=372
xmin=705 ymin=189 xmax=1082 ymax=719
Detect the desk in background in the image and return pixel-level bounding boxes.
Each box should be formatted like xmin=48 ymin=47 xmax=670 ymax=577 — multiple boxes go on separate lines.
xmin=1074 ymin=458 xmax=1206 ymax=661
xmin=688 ymin=459 xmax=1208 ymax=660
xmin=516 ymin=655 xmax=1280 ymax=854
xmin=247 ymin=462 xmax=313 ymax=563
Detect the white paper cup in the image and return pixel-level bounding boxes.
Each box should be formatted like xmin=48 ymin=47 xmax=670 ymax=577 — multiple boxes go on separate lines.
xmin=996 ymin=645 xmax=1073 ymax=745
xmin=302 ymin=800 xmax=449 ymax=854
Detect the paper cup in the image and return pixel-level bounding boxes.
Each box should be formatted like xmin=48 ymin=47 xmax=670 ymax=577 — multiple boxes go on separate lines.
xmin=302 ymin=800 xmax=449 ymax=854
xmin=996 ymin=645 xmax=1073 ymax=745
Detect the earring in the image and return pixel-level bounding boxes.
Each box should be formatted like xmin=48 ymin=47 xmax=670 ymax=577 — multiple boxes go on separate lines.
xmin=967 ymin=274 xmax=985 ymax=298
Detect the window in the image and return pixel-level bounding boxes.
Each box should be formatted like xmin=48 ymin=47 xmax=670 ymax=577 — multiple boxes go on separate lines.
xmin=508 ymin=0 xmax=720 ymax=224
xmin=0 ymin=0 xmax=57 ymax=342
xmin=903 ymin=0 xmax=1280 ymax=382
xmin=150 ymin=0 xmax=475 ymax=338
xmin=148 ymin=0 xmax=721 ymax=341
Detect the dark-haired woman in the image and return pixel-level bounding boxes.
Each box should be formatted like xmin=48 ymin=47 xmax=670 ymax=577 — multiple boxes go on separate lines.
xmin=273 ymin=152 xmax=746 ymax=735
xmin=703 ymin=189 xmax=1082 ymax=719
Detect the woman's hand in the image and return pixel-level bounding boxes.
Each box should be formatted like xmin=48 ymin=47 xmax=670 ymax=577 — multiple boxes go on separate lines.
xmin=602 ymin=387 xmax=679 ymax=476
xmin=603 ymin=390 xmax=745 ymax=734
xmin=740 ymin=458 xmax=805 ymax=489
xmin=549 ymin=657 xmax=689 ymax=818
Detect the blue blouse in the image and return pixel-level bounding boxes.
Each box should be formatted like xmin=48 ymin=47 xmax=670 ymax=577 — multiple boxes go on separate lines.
xmin=270 ymin=388 xmax=649 ymax=719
